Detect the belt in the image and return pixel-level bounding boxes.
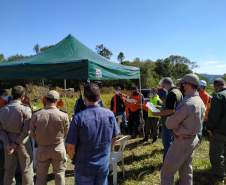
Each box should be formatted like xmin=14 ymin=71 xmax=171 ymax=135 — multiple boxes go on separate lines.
xmin=174 ymin=134 xmax=195 ymax=140
xmin=37 ymin=140 xmax=64 ymax=148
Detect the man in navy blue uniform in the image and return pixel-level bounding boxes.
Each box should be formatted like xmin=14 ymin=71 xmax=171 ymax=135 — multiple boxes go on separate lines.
xmin=66 ymin=83 xmax=120 ymax=185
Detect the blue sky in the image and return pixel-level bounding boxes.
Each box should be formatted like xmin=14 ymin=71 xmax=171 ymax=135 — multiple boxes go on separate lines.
xmin=0 ymin=0 xmax=226 ymax=74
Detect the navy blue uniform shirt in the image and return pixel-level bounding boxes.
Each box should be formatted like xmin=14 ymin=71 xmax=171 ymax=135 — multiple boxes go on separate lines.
xmin=66 ymin=105 xmax=120 ymax=176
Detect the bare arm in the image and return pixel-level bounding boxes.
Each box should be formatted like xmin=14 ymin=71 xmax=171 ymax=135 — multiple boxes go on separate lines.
xmin=66 ymin=144 xmax=75 ymax=159
xmin=111 ymin=137 xmax=117 ymax=150
xmin=64 ymin=116 xmax=70 ymax=138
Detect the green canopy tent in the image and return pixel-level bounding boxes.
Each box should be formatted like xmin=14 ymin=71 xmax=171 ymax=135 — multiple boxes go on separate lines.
xmin=0 ymin=34 xmax=140 ymax=81
xmin=0 ymin=35 xmax=144 ymax=128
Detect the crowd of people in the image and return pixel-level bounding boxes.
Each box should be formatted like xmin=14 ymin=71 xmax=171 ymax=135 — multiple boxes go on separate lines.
xmin=0 ymin=73 xmax=225 ymax=185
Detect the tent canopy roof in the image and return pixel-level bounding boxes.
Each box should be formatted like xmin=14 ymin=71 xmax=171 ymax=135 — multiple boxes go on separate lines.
xmin=0 ymin=35 xmax=140 ymax=80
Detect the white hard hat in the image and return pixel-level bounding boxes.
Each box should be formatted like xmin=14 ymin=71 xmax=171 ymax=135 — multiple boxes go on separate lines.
xmin=199 ymin=80 xmax=207 ymax=87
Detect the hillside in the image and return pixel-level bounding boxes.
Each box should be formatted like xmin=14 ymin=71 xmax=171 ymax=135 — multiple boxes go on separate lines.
xmin=200 ymin=74 xmax=222 ymax=83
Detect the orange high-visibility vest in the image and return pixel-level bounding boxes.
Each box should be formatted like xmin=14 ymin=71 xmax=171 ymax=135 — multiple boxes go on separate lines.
xmin=127 ymin=95 xmax=142 ymax=113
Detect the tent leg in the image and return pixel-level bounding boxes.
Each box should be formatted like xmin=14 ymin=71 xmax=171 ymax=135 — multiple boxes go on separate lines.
xmin=139 ymin=76 xmax=145 ymax=137
xmin=63 ymin=79 xmax=69 ymax=115
xmin=64 ymin=79 xmax=67 ymax=90
xmin=42 ymin=79 xmax=45 ymax=87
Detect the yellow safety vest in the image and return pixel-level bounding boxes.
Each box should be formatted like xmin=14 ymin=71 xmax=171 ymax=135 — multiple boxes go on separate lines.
xmin=148 ymin=95 xmax=161 ymax=118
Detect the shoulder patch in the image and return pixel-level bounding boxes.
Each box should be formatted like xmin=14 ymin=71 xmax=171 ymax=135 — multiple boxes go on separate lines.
xmin=59 ymin=109 xmax=67 ymax=113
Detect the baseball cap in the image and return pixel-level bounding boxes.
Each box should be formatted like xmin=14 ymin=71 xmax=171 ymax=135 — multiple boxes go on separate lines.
xmin=199 ymin=80 xmax=207 ymax=87
xmin=182 ymin=73 xmax=200 ymax=87
xmin=46 ymin=90 xmax=60 ymax=100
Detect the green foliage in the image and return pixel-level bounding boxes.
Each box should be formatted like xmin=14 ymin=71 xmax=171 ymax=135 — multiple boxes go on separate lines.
xmin=7 ymin=54 xmax=30 ymax=62
xmin=117 ymin=52 xmax=125 ymax=63
xmin=223 ymin=74 xmax=226 ymax=81
xmin=96 ymin=44 xmax=113 ymax=60
xmin=155 ymin=55 xmax=193 ymax=80
xmin=122 ymin=55 xmax=195 ymax=88
xmin=125 ymin=59 xmax=159 ymax=88
xmin=0 ymin=54 xmax=4 ymax=62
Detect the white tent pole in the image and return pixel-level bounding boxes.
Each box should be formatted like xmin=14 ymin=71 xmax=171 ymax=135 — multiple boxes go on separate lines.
xmin=63 ymin=79 xmax=69 ymax=114
xmin=139 ymin=75 xmax=145 ymax=137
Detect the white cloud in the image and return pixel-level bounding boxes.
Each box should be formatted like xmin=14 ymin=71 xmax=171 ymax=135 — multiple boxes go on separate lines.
xmin=205 ymin=61 xmax=219 ymax=65
xmin=195 ymin=60 xmax=226 ymax=75
xmin=216 ymin=64 xmax=226 ymax=68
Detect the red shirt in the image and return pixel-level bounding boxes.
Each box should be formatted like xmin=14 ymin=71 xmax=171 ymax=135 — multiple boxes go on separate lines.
xmin=0 ymin=98 xmax=7 ymax=108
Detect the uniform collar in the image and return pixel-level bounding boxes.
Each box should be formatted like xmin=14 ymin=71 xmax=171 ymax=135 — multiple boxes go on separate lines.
xmin=45 ymin=105 xmax=58 ymax=109
xmin=10 ymin=99 xmax=22 ymax=104
xmin=87 ymin=104 xmax=99 ymax=109
xmin=184 ymin=90 xmax=199 ymax=98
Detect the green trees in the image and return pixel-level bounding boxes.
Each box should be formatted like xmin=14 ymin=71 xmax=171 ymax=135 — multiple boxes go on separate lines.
xmin=96 ymin=44 xmax=113 ymax=59
xmin=155 ymin=55 xmax=193 ymax=79
xmin=7 ymin=54 xmax=29 ymax=62
xmin=117 ymin=52 xmax=125 ymax=63
xmin=223 ymin=74 xmax=226 ymax=81
xmin=0 ymin=54 xmax=4 ymax=62
xmin=122 ymin=55 xmax=197 ymax=88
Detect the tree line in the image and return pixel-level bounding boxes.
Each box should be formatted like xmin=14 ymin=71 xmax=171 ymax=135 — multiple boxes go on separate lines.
xmin=0 ymin=43 xmax=225 ymax=89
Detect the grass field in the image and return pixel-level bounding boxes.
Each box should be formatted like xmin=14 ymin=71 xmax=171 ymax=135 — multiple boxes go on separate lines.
xmin=31 ymin=93 xmax=213 ymax=185
xmin=46 ymin=138 xmax=211 ymax=185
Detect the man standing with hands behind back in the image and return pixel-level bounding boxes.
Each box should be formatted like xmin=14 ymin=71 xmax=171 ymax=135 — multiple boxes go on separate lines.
xmin=66 ymin=83 xmax=120 ymax=185
xmin=0 ymin=85 xmax=34 ymax=185
xmin=30 ymin=90 xmax=69 ymax=185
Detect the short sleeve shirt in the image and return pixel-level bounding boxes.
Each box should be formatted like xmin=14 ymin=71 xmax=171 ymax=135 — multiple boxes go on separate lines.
xmin=165 ymin=88 xmax=182 ymax=110
xmin=66 ymin=106 xmax=120 ymax=176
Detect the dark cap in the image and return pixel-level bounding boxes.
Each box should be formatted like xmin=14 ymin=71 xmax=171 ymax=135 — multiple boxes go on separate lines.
xmin=214 ymin=78 xmax=225 ymax=86
xmin=115 ymin=86 xmax=121 ymax=91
